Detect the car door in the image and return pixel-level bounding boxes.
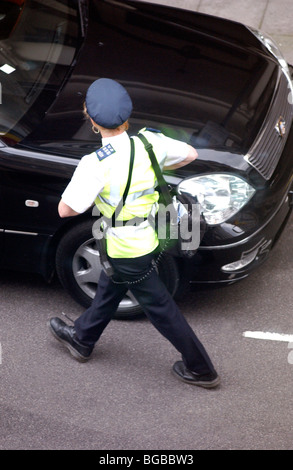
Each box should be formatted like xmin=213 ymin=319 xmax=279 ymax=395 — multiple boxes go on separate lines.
xmin=0 ymin=143 xmax=77 ymax=274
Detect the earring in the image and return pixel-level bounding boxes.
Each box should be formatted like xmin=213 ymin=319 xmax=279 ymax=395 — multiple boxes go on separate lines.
xmin=92 ymin=125 xmax=100 ymax=134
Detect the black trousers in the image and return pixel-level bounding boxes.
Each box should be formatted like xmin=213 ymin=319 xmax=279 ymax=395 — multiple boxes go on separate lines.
xmin=74 ymin=253 xmax=216 ymax=374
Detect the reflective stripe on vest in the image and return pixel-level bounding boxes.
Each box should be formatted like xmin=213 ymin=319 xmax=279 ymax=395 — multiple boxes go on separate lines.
xmin=97 ymin=186 xmax=156 ymax=210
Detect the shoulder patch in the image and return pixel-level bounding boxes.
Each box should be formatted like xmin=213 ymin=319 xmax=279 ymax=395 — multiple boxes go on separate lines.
xmin=144 ymin=127 xmax=162 ymax=133
xmin=95 ymin=143 xmax=116 ymax=161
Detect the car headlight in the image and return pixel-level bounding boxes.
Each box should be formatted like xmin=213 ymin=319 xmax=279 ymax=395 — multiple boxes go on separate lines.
xmin=177 ymin=174 xmax=255 ymax=225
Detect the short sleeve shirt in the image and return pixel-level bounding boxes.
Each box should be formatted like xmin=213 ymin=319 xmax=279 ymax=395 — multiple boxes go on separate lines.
xmin=61 ymin=129 xmax=190 ymax=214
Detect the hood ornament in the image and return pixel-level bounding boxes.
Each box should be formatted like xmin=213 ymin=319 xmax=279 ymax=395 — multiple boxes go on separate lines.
xmin=275 ymin=116 xmax=286 ymax=137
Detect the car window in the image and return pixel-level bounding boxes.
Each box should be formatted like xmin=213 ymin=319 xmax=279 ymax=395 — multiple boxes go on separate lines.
xmin=0 ymin=0 xmax=80 ymax=145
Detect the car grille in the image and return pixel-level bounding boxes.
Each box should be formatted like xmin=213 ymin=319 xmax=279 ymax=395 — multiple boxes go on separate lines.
xmin=246 ymin=71 xmax=293 ymax=180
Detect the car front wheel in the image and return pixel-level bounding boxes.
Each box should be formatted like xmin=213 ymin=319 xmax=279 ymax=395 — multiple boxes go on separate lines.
xmin=55 ymin=219 xmax=180 ymax=320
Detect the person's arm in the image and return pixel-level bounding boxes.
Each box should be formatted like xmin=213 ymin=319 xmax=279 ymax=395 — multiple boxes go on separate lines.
xmin=58 ymin=154 xmax=104 ymax=219
xmin=163 ymin=145 xmax=198 ymax=170
xmin=58 ymin=199 xmax=81 ymax=218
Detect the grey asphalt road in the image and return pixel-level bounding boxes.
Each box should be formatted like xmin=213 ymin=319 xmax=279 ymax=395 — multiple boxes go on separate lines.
xmin=1 ymin=214 xmax=293 ymax=451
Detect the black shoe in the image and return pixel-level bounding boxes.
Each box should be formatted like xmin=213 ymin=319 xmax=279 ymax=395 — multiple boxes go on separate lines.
xmin=49 ymin=317 xmax=93 ymax=362
xmin=172 ymin=361 xmax=220 ymax=388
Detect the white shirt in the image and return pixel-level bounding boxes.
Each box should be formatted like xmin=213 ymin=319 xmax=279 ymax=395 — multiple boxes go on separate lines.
xmin=61 ymin=129 xmax=190 ymax=214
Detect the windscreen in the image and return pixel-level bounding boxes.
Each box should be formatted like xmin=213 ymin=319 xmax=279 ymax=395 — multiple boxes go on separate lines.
xmin=0 ymin=0 xmax=79 ymax=145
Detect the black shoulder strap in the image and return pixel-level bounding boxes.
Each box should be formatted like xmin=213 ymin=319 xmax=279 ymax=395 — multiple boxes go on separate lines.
xmin=137 ymin=133 xmax=172 ymax=206
xmin=111 ymin=137 xmax=135 ymax=225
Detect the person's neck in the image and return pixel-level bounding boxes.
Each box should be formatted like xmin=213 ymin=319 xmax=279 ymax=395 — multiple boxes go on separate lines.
xmin=100 ymin=128 xmax=124 ymax=138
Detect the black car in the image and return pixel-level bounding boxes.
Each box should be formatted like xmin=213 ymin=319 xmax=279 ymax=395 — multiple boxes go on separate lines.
xmin=1 ymin=0 xmax=293 ymax=319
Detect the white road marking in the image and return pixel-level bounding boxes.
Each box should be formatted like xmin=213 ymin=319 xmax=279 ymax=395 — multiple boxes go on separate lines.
xmin=243 ymin=331 xmax=293 ymax=342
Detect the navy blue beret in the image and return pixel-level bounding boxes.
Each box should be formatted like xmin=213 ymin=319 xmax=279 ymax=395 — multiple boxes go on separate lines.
xmin=85 ymin=78 xmax=133 ymax=129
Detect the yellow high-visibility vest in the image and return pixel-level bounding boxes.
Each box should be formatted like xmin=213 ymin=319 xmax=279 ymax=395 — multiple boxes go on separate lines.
xmin=95 ymin=129 xmax=160 ymax=258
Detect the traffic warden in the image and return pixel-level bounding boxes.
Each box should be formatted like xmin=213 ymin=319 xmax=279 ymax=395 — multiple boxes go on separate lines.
xmin=49 ymin=78 xmax=220 ymax=388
